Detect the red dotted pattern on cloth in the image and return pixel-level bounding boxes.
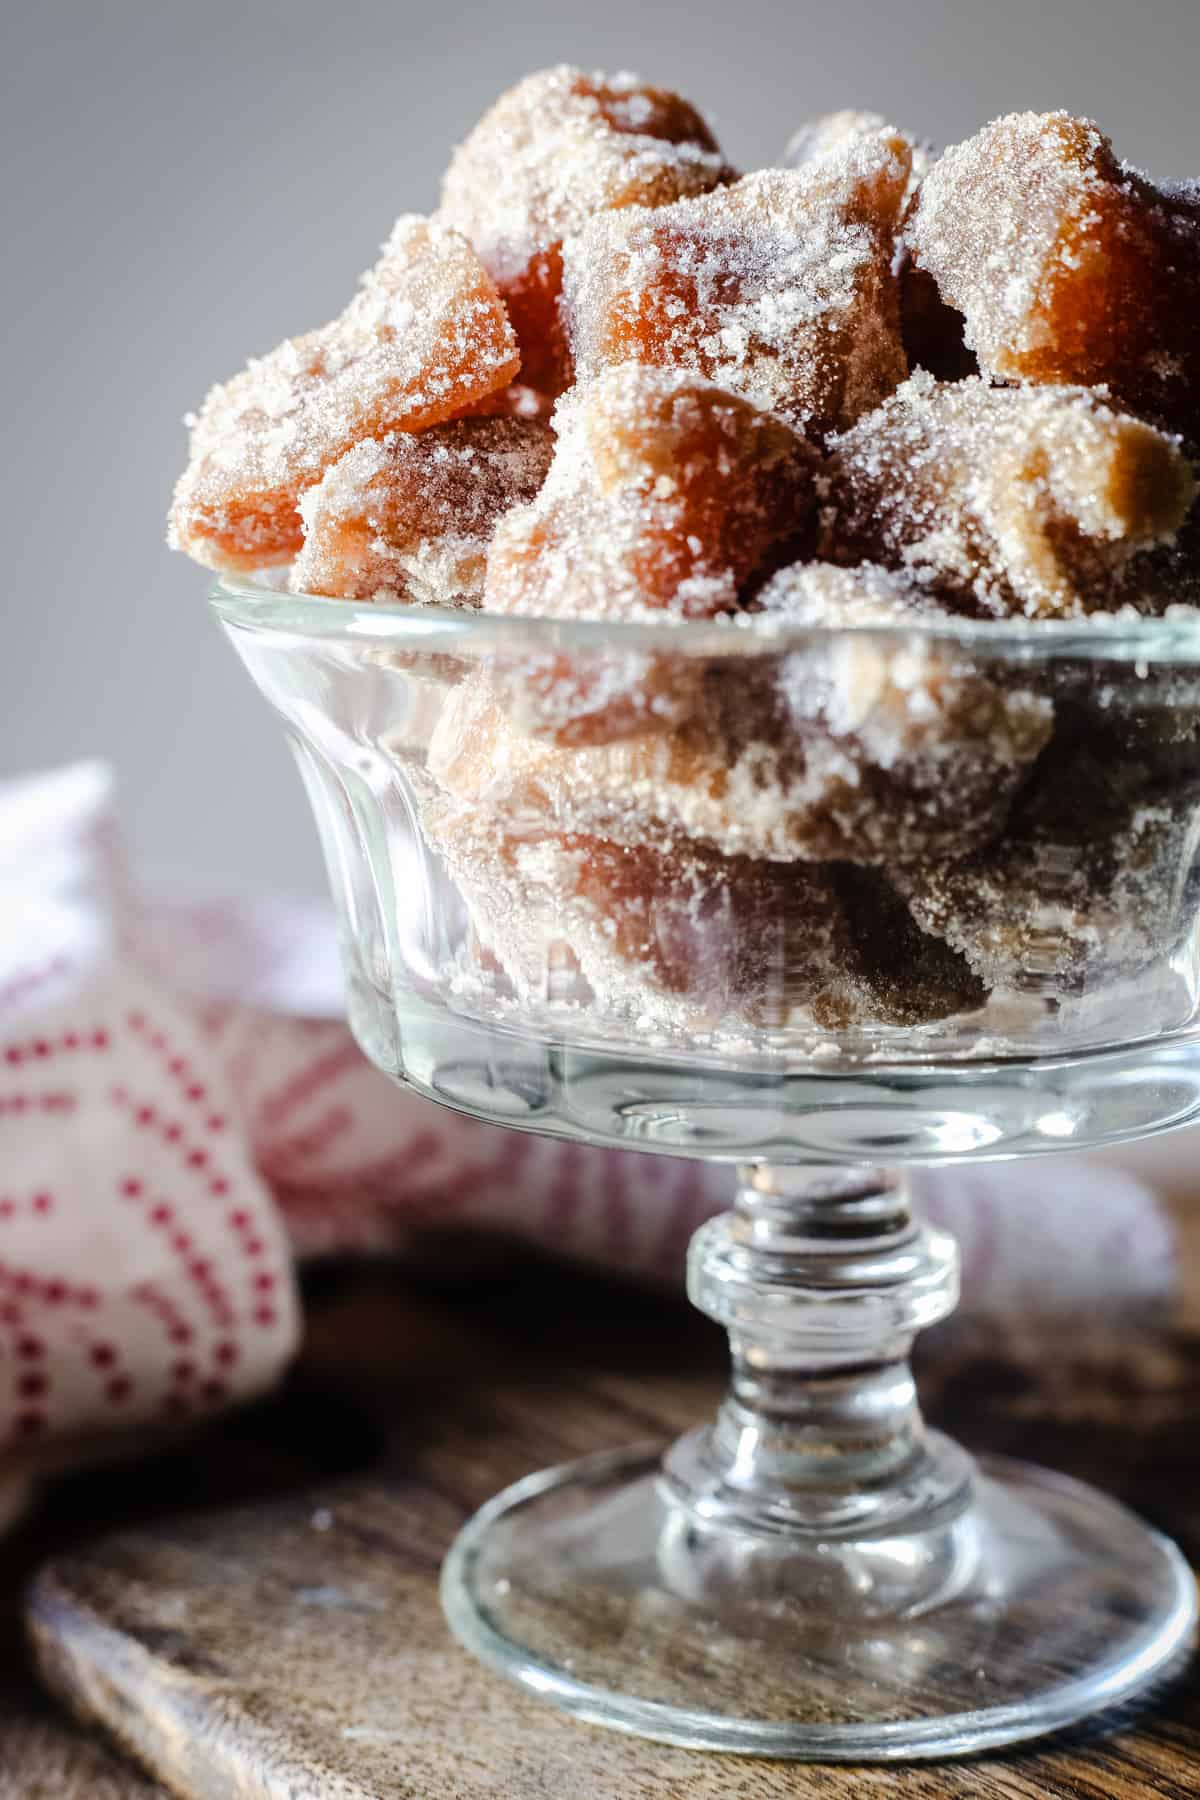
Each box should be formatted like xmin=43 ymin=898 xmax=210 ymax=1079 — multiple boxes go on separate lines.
xmin=0 ymin=892 xmax=732 ymax=1465
xmin=0 ymin=990 xmax=294 ymax=1455
xmin=113 ymin=1009 xmax=286 ymax=1333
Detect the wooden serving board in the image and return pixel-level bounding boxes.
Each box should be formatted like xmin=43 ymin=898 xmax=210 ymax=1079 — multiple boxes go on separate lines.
xmin=18 ymin=1244 xmax=1200 ymax=1799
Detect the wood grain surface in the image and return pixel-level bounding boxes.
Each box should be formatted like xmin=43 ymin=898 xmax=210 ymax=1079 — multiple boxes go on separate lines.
xmin=9 ymin=1210 xmax=1200 ymax=1800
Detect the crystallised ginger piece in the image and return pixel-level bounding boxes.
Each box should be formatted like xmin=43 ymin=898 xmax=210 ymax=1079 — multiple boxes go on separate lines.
xmin=781 ymin=110 xmax=973 ymax=382
xmin=481 ymin=364 xmax=818 ymax=742
xmin=290 ymin=417 xmax=553 ymax=603
xmin=907 ymin=112 xmax=1200 ymax=435
xmin=486 ymin=364 xmax=819 ymax=624
xmin=786 ymin=109 xmax=902 ymax=169
xmin=562 ymin=135 xmax=911 ymax=438
xmin=422 ymin=797 xmax=855 ymax=1031
xmin=784 ymin=108 xmax=932 ymax=202
xmin=732 ymin=561 xmax=1053 ymax=856
xmin=168 ymin=217 xmax=519 ymax=572
xmin=427 ymin=564 xmax=1051 ymax=865
xmin=825 ymin=373 xmax=1195 ymax=618
xmin=439 ymin=67 xmax=730 ymax=397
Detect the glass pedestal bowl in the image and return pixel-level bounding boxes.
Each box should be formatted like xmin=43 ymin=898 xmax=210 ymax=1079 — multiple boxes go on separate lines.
xmin=215 ymin=576 xmax=1200 ymax=1760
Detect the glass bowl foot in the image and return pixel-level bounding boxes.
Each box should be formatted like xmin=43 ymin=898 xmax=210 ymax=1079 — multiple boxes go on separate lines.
xmin=441 ymin=1442 xmax=1195 ymax=1760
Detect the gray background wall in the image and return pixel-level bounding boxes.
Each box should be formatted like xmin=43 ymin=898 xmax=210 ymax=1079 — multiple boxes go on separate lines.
xmin=3 ymin=0 xmax=1199 ymax=893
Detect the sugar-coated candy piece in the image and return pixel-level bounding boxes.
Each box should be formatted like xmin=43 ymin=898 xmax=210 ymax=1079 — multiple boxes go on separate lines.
xmin=894 ymin=750 xmax=1200 ymax=996
xmin=487 ymin=364 xmax=820 ymax=623
xmin=290 ymin=417 xmax=553 ymax=603
xmin=786 ymin=108 xmax=901 ymax=169
xmin=784 ymin=108 xmax=932 ymax=205
xmin=783 ymin=112 xmax=974 ymax=382
xmin=563 ymin=134 xmax=911 ymax=438
xmin=424 ymin=803 xmax=854 ymax=1032
xmin=483 ymin=644 xmax=704 ymax=748
xmin=906 ymin=113 xmax=1200 ymax=435
xmin=439 ymin=67 xmax=730 ymax=396
xmin=427 ymin=564 xmax=1052 ymax=864
xmin=481 ymin=365 xmax=819 ymax=742
xmin=486 ymin=246 xmax=573 ymax=400
xmin=825 ymin=373 xmax=1195 ymax=618
xmin=731 ymin=562 xmax=1053 ymax=857
xmin=168 ymin=217 xmax=519 ymax=572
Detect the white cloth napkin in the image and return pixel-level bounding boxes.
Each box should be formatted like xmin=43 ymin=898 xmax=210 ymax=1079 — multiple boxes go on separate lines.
xmin=0 ymin=763 xmax=1176 ymax=1516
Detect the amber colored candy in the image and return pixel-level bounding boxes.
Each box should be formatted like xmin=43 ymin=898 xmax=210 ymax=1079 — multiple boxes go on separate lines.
xmin=784 ymin=108 xmax=934 ymax=211
xmin=783 ymin=112 xmax=974 ymax=382
xmin=427 ymin=564 xmax=1051 ymax=865
xmin=439 ymin=67 xmax=730 ymax=397
xmin=168 ymin=218 xmax=519 ymax=573
xmin=563 ymin=134 xmax=911 ymax=440
xmin=825 ymin=373 xmax=1196 ymax=618
xmin=289 ymin=417 xmax=552 ymax=603
xmin=782 ymin=110 xmax=974 ymax=383
xmin=480 ymin=365 xmax=818 ymax=742
xmin=422 ymin=796 xmax=855 ymax=1032
xmin=906 ymin=112 xmax=1200 ymax=436
xmin=486 ymin=364 xmax=819 ymax=624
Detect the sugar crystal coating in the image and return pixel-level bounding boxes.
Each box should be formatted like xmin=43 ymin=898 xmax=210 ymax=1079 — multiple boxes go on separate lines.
xmin=563 ymin=136 xmax=911 ymax=438
xmin=825 ymin=373 xmax=1196 ymax=617
xmin=168 ymin=217 xmax=519 ymax=571
xmin=907 ymin=112 xmax=1200 ymax=435
xmin=290 ymin=416 xmax=553 ymax=603
xmin=428 ymin=564 xmax=1051 ymax=865
xmin=786 ymin=109 xmax=899 ymax=169
xmin=439 ymin=67 xmax=731 ymax=396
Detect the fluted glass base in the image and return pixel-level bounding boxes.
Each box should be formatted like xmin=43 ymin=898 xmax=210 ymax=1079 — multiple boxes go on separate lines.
xmin=441 ymin=1445 xmax=1194 ymax=1759
xmin=441 ymin=1165 xmax=1195 ymax=1758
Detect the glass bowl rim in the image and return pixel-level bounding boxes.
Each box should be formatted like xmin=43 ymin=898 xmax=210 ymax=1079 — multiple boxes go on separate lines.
xmin=211 ymin=573 xmax=1200 ymax=665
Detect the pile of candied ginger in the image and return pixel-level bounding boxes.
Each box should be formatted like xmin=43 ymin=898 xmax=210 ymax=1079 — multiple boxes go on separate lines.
xmin=169 ymin=67 xmax=1199 ymax=622
xmin=169 ymin=70 xmax=1200 ymax=1037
